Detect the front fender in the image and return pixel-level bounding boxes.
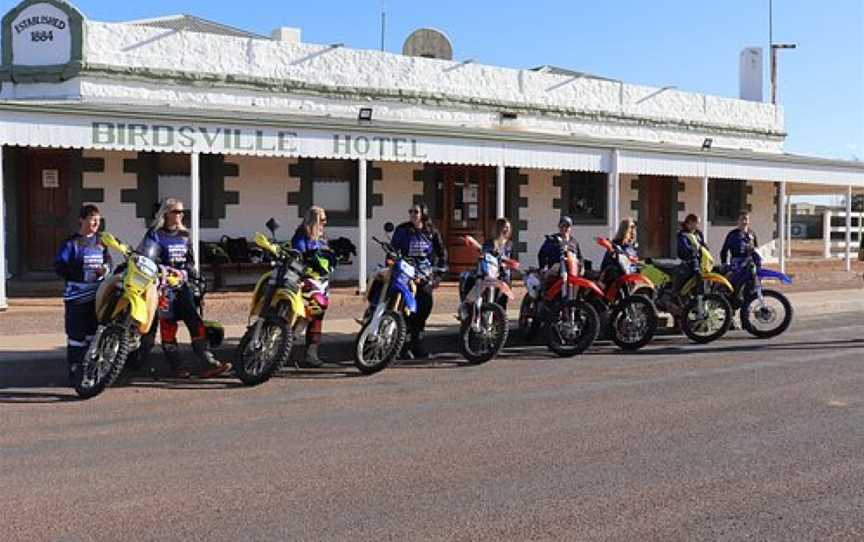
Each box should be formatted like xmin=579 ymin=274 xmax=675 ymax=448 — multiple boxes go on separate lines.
xmin=757 ymin=267 xmax=793 ymax=284
xmin=567 ymin=276 xmax=605 ymax=299
xmin=682 ymin=273 xmax=734 ymax=295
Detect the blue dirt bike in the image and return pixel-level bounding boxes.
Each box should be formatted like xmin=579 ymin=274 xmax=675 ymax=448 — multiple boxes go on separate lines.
xmin=353 ymin=222 xmax=445 ymax=375
xmin=720 ymin=249 xmax=793 ymax=339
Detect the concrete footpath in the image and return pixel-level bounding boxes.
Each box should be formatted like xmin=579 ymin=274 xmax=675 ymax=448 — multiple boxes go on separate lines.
xmin=2 ymin=288 xmax=862 ymax=362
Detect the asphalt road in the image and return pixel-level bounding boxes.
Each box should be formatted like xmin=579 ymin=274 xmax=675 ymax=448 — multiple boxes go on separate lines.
xmin=2 ymin=312 xmax=864 ymax=541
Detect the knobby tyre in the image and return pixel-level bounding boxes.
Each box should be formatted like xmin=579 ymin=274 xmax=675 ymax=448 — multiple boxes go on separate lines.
xmin=354 ymin=310 xmax=407 ymax=375
xmin=681 ymin=293 xmax=732 ymax=344
xmin=610 ymin=295 xmax=658 ymax=351
xmin=740 ymin=288 xmax=793 ymax=339
xmin=73 ymin=323 xmax=130 ymax=399
xmin=517 ymin=294 xmax=540 ymax=341
xmin=459 ymin=302 xmax=508 ymax=365
xmin=235 ymin=316 xmax=293 ymax=386
xmin=546 ymin=300 xmax=600 ymax=357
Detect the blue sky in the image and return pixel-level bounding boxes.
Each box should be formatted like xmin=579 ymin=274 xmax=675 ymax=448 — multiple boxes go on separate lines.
xmin=3 ymin=0 xmax=863 ymax=160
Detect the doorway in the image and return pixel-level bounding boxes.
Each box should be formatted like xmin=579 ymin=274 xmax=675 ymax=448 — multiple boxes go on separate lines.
xmin=636 ymin=175 xmax=677 ymax=259
xmin=22 ymin=150 xmax=72 ymax=272
xmin=433 ymin=166 xmax=496 ymax=273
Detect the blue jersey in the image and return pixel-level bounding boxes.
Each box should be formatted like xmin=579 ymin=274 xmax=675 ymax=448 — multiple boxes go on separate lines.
xmin=291 ymin=228 xmax=333 ymax=275
xmin=54 ymin=234 xmax=111 ymax=303
xmin=601 ymin=241 xmax=637 ymax=271
xmin=140 ymin=228 xmax=194 ymax=270
xmin=537 ymin=234 xmax=581 ymax=269
xmin=482 ymin=239 xmax=513 ymax=282
xmin=720 ymin=229 xmax=758 ymax=265
xmin=677 ymin=230 xmax=707 ymax=271
xmin=391 ymin=223 xmax=446 ymax=272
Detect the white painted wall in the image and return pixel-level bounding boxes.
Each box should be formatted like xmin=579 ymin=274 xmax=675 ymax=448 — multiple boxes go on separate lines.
xmin=82 ymin=150 xmax=146 ymax=248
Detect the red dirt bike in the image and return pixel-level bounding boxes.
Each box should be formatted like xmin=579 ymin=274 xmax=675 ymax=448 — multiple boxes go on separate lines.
xmin=458 ymin=236 xmax=518 ymax=364
xmin=517 ymin=235 xmax=601 ymax=356
xmin=593 ymin=238 xmax=659 ymax=351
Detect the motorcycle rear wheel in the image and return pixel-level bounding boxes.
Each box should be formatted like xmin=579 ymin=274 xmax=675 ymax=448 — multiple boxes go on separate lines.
xmin=235 ymin=316 xmax=293 ymax=386
xmin=354 ymin=310 xmax=407 ymax=375
xmin=73 ymin=323 xmax=130 ymax=399
xmin=546 ymin=300 xmax=600 ymax=357
xmin=459 ymin=302 xmax=508 ymax=365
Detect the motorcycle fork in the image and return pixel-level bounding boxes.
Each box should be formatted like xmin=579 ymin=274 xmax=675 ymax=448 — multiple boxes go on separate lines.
xmin=367 ymin=278 xmax=391 ymax=339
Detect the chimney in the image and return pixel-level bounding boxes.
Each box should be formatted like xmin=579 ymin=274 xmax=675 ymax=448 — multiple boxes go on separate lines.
xmin=739 ymin=47 xmax=764 ymax=102
xmin=271 ymin=27 xmax=301 ymax=43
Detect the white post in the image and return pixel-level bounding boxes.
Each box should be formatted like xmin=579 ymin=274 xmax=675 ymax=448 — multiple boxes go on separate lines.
xmin=786 ymin=197 xmax=793 ymax=258
xmin=778 ymin=181 xmax=787 ymax=273
xmin=701 ymin=171 xmax=709 ymax=244
xmin=0 ymin=145 xmax=7 ymax=311
xmin=823 ymin=210 xmax=832 ymax=258
xmin=845 ymin=185 xmax=853 ymax=272
xmin=496 ymin=164 xmax=505 ymax=218
xmin=608 ymin=149 xmax=620 ymax=237
xmin=190 ymin=152 xmax=201 ymax=276
xmin=358 ymin=159 xmax=368 ymax=293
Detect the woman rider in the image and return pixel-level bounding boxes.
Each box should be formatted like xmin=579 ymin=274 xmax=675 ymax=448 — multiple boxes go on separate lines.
xmin=291 ymin=205 xmax=335 ymax=368
xmin=140 ymin=198 xmax=231 ymax=378
xmin=391 ymin=202 xmax=447 ymax=359
xmin=54 ymin=204 xmax=112 ymax=384
xmin=601 ymin=217 xmax=639 ymax=271
xmin=481 ymin=218 xmax=514 ymax=308
xmin=720 ymin=210 xmax=758 ymax=268
xmin=675 ymin=213 xmax=710 ymax=292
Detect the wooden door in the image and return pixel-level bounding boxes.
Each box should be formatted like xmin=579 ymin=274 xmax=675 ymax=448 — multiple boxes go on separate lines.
xmin=441 ymin=167 xmax=493 ymax=273
xmin=24 ymin=151 xmax=70 ymax=271
xmin=637 ymin=176 xmax=674 ymax=259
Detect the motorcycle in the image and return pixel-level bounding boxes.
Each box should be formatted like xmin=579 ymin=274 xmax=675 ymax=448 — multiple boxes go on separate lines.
xmin=234 ymin=227 xmax=330 ymax=386
xmin=594 ymin=238 xmax=659 ymax=351
xmin=518 ymin=234 xmax=601 ymax=356
xmin=354 ymin=222 xmax=445 ymax=375
xmin=719 ymin=249 xmax=793 ymax=338
xmin=457 ymin=236 xmax=517 ymax=364
xmin=640 ymin=257 xmax=734 ymax=344
xmin=77 ymin=232 xmax=170 ymax=398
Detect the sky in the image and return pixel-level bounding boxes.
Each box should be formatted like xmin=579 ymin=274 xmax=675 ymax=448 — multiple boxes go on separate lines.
xmin=2 ymin=0 xmax=862 ymax=161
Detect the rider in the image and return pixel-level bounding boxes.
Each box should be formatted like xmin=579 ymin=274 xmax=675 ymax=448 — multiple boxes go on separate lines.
xmin=675 ymin=213 xmax=710 ymax=292
xmin=291 ymin=205 xmax=335 ymax=368
xmin=538 ymin=215 xmax=583 ymax=276
xmin=482 ymin=217 xmax=514 ymax=308
xmin=391 ymin=202 xmax=447 ymax=359
xmin=54 ymin=204 xmax=112 ymax=384
xmin=602 ymin=217 xmax=639 ymax=271
xmin=720 ymin=210 xmax=759 ymax=268
xmin=140 ymin=198 xmax=231 ymax=378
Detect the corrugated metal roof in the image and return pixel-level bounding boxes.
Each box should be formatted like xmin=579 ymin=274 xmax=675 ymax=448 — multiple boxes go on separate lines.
xmin=126 ymin=14 xmax=267 ymax=40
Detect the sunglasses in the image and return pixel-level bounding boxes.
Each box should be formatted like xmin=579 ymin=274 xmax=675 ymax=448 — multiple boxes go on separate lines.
xmin=409 ymin=209 xmax=421 ymax=215
xmin=169 ymin=210 xmax=185 ymax=215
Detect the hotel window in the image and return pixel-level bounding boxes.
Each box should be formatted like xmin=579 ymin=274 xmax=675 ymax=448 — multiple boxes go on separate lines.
xmin=308 ymin=159 xmax=358 ymax=225
xmin=563 ymin=172 xmax=607 ymax=224
xmin=709 ymin=178 xmax=747 ymax=225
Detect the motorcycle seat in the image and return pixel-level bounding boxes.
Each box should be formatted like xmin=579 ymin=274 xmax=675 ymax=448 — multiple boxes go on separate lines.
xmin=647 ymin=258 xmax=682 ymax=274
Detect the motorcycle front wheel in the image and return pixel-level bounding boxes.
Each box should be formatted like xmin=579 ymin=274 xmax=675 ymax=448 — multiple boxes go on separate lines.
xmin=740 ymin=289 xmax=793 ymax=339
xmin=681 ymin=293 xmax=732 ymax=344
xmin=354 ymin=310 xmax=407 ymax=375
xmin=235 ymin=316 xmax=294 ymax=386
xmin=610 ymin=295 xmax=658 ymax=351
xmin=73 ymin=322 xmax=130 ymax=399
xmin=546 ymin=300 xmax=600 ymax=357
xmin=459 ymin=302 xmax=508 ymax=365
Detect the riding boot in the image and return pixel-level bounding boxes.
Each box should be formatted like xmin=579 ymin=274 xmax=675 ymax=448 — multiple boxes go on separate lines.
xmin=192 ymin=338 xmax=231 ymax=378
xmin=67 ymin=345 xmax=86 ymax=386
xmin=409 ymin=330 xmax=429 ymax=359
xmin=162 ymin=341 xmax=190 ymax=378
xmin=303 ymin=343 xmax=323 ymax=368
xmin=301 ymin=318 xmax=324 ymax=368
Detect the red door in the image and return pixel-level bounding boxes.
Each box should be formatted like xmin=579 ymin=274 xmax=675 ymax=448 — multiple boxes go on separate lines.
xmin=24 ymin=151 xmax=70 ymax=272
xmin=439 ymin=167 xmax=494 ymax=273
xmin=638 ymin=176 xmax=675 ymax=259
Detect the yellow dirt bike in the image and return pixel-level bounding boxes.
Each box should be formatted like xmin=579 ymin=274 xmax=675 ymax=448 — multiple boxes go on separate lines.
xmin=640 ymin=252 xmax=735 ymax=344
xmin=234 ymin=232 xmax=329 ymax=385
xmin=77 ymin=232 xmax=176 ymax=399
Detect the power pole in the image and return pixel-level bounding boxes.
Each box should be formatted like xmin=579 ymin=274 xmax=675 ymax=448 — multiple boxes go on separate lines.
xmin=769 ymin=0 xmax=797 ymax=104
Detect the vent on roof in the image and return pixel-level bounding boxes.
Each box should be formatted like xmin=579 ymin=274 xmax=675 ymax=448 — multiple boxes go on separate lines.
xmin=402 ymin=28 xmax=453 ymax=60
xmin=128 ymin=14 xmax=266 ymax=40
xmin=530 ymin=65 xmax=619 ymax=83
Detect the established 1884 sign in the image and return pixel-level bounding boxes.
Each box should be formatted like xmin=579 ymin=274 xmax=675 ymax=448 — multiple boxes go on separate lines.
xmin=1 ymin=0 xmax=84 ymax=81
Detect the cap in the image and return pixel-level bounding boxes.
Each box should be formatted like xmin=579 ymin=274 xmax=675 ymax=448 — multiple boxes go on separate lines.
xmin=558 ymin=216 xmax=573 ymax=228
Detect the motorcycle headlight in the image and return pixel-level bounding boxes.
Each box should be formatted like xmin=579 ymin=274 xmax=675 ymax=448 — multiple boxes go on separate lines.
xmin=133 ymin=255 xmax=159 ymax=279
